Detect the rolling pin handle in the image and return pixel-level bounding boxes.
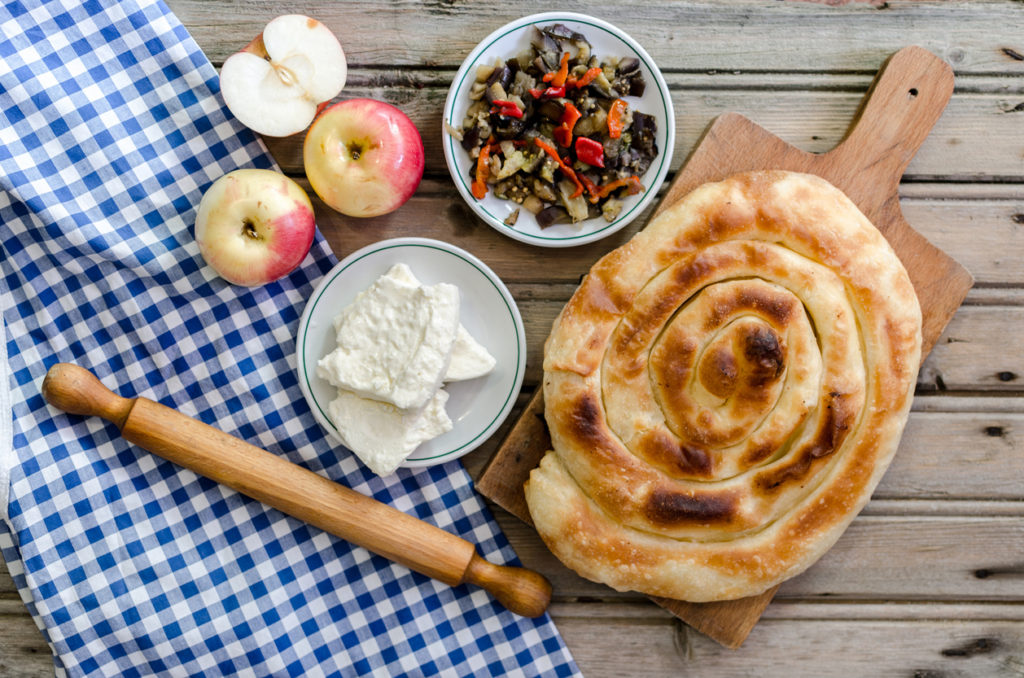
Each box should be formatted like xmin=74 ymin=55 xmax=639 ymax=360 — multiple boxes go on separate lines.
xmin=42 ymin=362 xmax=134 ymax=429
xmin=463 ymin=553 xmax=552 ymax=618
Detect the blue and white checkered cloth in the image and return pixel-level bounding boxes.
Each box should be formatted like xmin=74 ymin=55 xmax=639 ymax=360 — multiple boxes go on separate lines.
xmin=0 ymin=1 xmax=579 ymax=675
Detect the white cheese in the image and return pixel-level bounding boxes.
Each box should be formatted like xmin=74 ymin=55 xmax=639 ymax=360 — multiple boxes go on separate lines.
xmin=445 ymin=324 xmax=496 ymax=382
xmin=327 ymin=388 xmax=452 ymax=476
xmin=316 ymin=262 xmax=497 ymax=476
xmin=317 ymin=263 xmax=460 ymax=410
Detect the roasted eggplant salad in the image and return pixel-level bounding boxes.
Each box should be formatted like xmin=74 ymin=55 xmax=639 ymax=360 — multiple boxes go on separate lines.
xmin=448 ymin=23 xmax=660 ymax=228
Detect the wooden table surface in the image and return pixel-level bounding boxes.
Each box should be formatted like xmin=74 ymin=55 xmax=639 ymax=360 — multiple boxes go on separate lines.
xmin=4 ymin=2 xmax=1024 ymax=676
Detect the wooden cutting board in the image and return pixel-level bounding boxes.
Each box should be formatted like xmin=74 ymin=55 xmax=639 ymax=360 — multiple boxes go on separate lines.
xmin=475 ymin=46 xmax=973 ymax=649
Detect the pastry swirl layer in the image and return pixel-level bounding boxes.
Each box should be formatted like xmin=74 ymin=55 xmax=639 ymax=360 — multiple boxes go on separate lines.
xmin=525 ymin=171 xmax=922 ymax=601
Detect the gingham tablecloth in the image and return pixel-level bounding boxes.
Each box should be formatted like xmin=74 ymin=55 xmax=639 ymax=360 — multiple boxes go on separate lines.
xmin=0 ymin=1 xmax=579 ymax=675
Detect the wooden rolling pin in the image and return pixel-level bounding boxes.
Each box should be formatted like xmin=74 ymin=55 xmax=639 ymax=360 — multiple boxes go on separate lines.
xmin=41 ymin=362 xmax=551 ymax=618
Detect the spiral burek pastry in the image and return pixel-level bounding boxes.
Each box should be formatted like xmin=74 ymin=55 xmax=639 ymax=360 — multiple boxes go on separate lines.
xmin=525 ymin=171 xmax=922 ymax=601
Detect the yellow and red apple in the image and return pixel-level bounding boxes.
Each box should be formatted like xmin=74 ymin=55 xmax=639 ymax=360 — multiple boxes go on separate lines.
xmin=303 ymin=99 xmax=425 ymax=217
xmin=194 ymin=169 xmax=316 ymax=286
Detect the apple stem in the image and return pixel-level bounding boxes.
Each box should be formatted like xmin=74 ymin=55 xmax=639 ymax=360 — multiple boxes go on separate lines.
xmin=242 ymin=219 xmax=260 ymax=240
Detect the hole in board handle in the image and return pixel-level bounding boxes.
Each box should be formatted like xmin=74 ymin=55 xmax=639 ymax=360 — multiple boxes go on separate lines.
xmin=908 ymin=87 xmax=919 ymax=99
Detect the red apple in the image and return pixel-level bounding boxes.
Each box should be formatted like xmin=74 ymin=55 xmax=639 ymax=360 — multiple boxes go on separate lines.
xmin=219 ymin=15 xmax=348 ymax=138
xmin=194 ymin=169 xmax=316 ymax=286
xmin=303 ymin=99 xmax=424 ymax=217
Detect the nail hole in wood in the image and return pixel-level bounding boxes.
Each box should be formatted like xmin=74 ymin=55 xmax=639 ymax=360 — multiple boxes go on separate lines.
xmin=908 ymin=88 xmax=918 ymax=99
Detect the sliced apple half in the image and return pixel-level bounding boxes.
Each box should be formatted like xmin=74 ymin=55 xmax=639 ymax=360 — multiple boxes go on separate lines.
xmin=220 ymin=15 xmax=347 ymax=137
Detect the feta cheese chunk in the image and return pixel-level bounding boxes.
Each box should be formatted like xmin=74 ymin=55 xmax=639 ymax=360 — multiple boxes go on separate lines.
xmin=328 ymin=389 xmax=453 ymax=476
xmin=445 ymin=324 xmax=496 ymax=382
xmin=317 ymin=263 xmax=460 ymax=410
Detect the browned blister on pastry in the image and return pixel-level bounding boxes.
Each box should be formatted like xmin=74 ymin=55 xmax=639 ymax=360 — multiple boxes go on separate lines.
xmin=525 ymin=170 xmax=922 ymax=602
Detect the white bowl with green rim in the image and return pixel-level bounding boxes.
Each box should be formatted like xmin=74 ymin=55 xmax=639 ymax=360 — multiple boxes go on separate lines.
xmin=295 ymin=237 xmax=526 ymax=471
xmin=442 ymin=12 xmax=674 ymax=248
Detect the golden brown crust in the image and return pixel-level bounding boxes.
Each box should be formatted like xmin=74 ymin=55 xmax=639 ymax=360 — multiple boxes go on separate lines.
xmin=525 ymin=171 xmax=922 ymax=601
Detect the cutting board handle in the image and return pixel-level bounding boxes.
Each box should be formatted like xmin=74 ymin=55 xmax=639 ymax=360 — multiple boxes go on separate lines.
xmin=827 ymin=46 xmax=954 ymax=215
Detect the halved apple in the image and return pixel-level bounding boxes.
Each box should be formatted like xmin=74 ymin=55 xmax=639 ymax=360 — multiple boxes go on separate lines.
xmin=219 ymin=15 xmax=347 ymax=137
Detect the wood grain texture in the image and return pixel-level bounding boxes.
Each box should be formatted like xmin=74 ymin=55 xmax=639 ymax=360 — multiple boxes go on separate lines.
xmin=476 ymin=46 xmax=972 ymax=648
xmin=0 ymin=609 xmax=52 ymax=678
xmin=170 ymin=1 xmax=1024 ymax=75
xmin=4 ymin=2 xmax=1023 ymax=675
xmin=554 ymin=607 xmax=1024 ymax=678
xmin=299 ymin=180 xmax=1023 ymax=286
xmin=258 ymin=82 xmax=1024 ymax=179
xmin=491 ymin=512 xmax=1024 ymax=602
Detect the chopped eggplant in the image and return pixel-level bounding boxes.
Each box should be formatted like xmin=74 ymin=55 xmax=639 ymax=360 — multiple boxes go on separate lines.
xmin=448 ymin=23 xmax=660 ymax=229
xmin=538 ymin=155 xmax=558 ymax=184
xmin=530 ymin=26 xmax=560 ymax=56
xmin=573 ymin=107 xmax=606 ymax=137
xmin=602 ymin=198 xmax=624 ymax=222
xmin=536 ymin=205 xmax=571 ymax=229
xmin=495 ymin=149 xmax=530 ymax=179
xmin=590 ymin=71 xmax=619 ymax=99
xmin=627 ymin=75 xmax=646 ymax=97
xmin=543 ymin=24 xmax=592 ymax=62
xmin=617 ymin=57 xmax=640 ymax=75
xmin=459 ymin=125 xmax=480 ymax=151
xmin=512 ymin=70 xmax=536 ymax=98
xmin=475 ymin=63 xmax=496 ymax=83
xmin=532 ymin=177 xmax=558 ymax=202
xmin=543 ymin=24 xmax=578 ymax=42
xmin=485 ymin=81 xmax=507 ymax=104
xmin=469 ymin=81 xmax=487 ymax=101
xmin=486 ymin=62 xmax=513 ymax=92
xmin=536 ymin=99 xmax=565 ymax=122
xmin=557 ymin=179 xmax=589 ymax=222
xmin=522 ymin=195 xmax=544 ymax=214
xmin=493 ymin=116 xmax=525 ymax=140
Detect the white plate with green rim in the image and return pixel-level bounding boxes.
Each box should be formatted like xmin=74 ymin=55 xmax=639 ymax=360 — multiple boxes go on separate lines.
xmin=296 ymin=237 xmax=526 ymax=470
xmin=442 ymin=12 xmax=674 ymax=248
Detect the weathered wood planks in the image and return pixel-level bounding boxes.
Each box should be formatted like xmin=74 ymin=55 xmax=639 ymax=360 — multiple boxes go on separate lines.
xmin=298 ymin=180 xmax=1024 ymax=286
xmin=171 ymin=1 xmax=1024 ymax=76
xmin=2 ymin=1 xmax=1021 ymax=675
xmin=257 ymin=81 xmax=1024 ymax=179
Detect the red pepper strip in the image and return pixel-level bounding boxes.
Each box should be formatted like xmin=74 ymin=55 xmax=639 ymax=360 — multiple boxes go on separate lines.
xmin=534 ymin=138 xmax=584 ymax=198
xmin=574 ymin=136 xmax=605 ymax=168
xmin=528 ymin=85 xmax=566 ymax=99
xmin=567 ymin=66 xmax=602 ymax=90
xmin=594 ymin=175 xmax=645 ymax=201
xmin=578 ymin=173 xmax=601 ymax=202
xmin=608 ymin=98 xmax=628 ymax=139
xmin=490 ymin=99 xmax=524 ymax=119
xmin=542 ymin=52 xmax=570 ymax=87
xmin=470 ymin=137 xmax=496 ymax=199
xmin=553 ymin=101 xmax=581 ymax=148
